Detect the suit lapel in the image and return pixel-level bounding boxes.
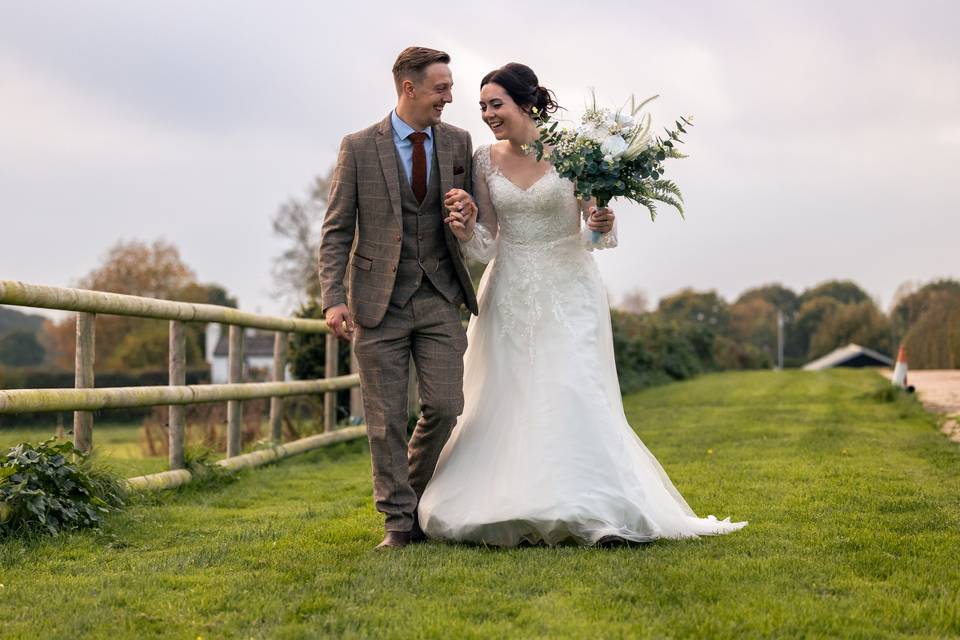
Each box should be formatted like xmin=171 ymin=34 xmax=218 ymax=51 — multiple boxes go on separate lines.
xmin=375 ymin=114 xmax=402 ymax=226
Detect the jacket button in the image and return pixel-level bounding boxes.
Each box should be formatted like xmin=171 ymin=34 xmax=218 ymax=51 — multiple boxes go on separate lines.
xmin=391 ymin=265 xmax=396 ymax=272
xmin=395 ymin=234 xmax=401 ymax=241
xmin=418 ymin=233 xmax=423 ymax=240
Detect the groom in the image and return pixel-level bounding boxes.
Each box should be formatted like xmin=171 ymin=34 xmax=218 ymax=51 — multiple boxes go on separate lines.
xmin=318 ymin=47 xmax=479 ymax=549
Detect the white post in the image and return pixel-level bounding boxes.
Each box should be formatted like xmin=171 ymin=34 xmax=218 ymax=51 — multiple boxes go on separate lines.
xmin=168 ymin=320 xmax=186 ymax=469
xmin=269 ymin=331 xmax=286 ymax=444
xmin=227 ymin=325 xmax=243 ymax=457
xmin=74 ymin=312 xmax=95 ymax=453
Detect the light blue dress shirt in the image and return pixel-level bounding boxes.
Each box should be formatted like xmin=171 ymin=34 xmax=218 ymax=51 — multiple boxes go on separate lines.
xmin=391 ymin=110 xmax=433 ymax=186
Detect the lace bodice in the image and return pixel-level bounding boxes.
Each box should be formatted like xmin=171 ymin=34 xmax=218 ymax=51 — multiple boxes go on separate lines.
xmin=462 ymin=144 xmax=616 ymax=262
xmin=480 ymin=144 xmax=581 ymax=245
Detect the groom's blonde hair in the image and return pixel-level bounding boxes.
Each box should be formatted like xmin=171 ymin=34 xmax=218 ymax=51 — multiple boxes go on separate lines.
xmin=392 ymin=47 xmax=450 ymax=96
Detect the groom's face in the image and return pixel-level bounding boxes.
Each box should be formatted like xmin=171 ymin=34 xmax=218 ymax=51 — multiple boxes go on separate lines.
xmin=405 ymin=63 xmax=453 ymax=128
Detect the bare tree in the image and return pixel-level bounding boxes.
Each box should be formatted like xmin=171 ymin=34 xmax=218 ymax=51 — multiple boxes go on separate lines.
xmin=271 ymin=170 xmax=333 ymax=306
xmin=618 ymin=288 xmax=650 ymax=314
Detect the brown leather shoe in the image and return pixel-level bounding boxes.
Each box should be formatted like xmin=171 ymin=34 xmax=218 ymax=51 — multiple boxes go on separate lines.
xmin=375 ymin=530 xmax=411 ymax=550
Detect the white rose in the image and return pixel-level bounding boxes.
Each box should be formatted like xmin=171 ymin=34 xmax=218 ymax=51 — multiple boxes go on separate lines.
xmin=600 ymin=134 xmax=628 ymax=159
xmin=581 ymin=124 xmax=608 ymax=142
xmin=615 ymin=113 xmax=636 ymax=129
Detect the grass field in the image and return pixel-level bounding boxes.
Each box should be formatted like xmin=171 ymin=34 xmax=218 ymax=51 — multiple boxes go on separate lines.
xmin=1 ymin=370 xmax=958 ymax=639
xmin=0 ymin=421 xmax=167 ymax=477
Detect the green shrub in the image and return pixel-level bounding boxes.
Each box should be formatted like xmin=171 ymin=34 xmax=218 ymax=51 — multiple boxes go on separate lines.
xmin=0 ymin=437 xmax=126 ymax=537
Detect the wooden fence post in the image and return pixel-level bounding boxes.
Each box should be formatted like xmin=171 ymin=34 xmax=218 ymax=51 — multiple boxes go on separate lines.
xmin=349 ymin=342 xmax=362 ymax=422
xmin=269 ymin=331 xmax=286 ymax=444
xmin=74 ymin=312 xmax=95 ymax=453
xmin=324 ymin=334 xmax=338 ymax=432
xmin=227 ymin=325 xmax=243 ymax=457
xmin=168 ymin=320 xmax=186 ymax=469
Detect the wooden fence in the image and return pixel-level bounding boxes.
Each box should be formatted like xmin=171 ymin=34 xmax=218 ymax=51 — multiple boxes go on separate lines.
xmin=0 ymin=280 xmax=365 ymax=485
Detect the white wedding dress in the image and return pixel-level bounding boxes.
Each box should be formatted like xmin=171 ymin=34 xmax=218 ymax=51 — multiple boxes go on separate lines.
xmin=418 ymin=144 xmax=747 ymax=546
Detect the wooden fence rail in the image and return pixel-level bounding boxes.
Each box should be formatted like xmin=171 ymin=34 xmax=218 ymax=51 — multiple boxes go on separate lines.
xmin=0 ymin=279 xmax=364 ymax=481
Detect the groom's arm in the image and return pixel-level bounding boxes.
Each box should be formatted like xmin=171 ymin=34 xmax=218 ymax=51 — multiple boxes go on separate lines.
xmin=319 ymin=135 xmax=358 ymax=313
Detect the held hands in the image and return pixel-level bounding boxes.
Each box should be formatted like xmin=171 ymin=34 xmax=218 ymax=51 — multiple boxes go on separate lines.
xmin=443 ymin=188 xmax=478 ymax=242
xmin=324 ymin=304 xmax=355 ymax=341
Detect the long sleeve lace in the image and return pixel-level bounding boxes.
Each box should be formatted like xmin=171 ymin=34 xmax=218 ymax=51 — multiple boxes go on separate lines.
xmin=462 ymin=146 xmax=499 ymax=263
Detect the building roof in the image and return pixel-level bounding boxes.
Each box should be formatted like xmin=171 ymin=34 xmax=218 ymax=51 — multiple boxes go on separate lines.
xmin=802 ymin=343 xmax=894 ymax=371
xmin=212 ymin=332 xmax=277 ymax=358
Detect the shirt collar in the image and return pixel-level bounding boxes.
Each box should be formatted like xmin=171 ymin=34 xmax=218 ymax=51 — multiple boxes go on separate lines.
xmin=391 ymin=110 xmax=433 ymax=141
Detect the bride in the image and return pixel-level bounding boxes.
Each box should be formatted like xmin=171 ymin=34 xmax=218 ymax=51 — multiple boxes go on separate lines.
xmin=418 ymin=63 xmax=747 ymax=546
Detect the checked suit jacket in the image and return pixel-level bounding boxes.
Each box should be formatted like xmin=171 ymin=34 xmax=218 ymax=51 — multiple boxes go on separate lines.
xmin=319 ymin=113 xmax=479 ymax=328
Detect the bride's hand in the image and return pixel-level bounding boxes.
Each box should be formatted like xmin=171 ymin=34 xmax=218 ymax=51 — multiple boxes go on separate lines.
xmin=587 ymin=206 xmax=615 ymax=234
xmin=444 ymin=189 xmax=478 ymax=241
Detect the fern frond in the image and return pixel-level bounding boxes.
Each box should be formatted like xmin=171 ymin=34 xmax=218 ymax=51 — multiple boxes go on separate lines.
xmin=650 ymin=179 xmax=683 ymax=200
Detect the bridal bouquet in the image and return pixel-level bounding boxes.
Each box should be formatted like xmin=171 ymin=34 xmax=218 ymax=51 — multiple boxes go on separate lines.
xmin=528 ymin=92 xmax=691 ymax=243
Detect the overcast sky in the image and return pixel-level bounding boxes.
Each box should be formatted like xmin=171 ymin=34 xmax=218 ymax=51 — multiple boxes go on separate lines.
xmin=2 ymin=1 xmax=957 ymax=319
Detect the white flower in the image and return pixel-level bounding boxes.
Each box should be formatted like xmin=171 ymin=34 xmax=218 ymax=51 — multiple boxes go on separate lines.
xmin=600 ymin=134 xmax=628 ymax=159
xmin=579 ymin=124 xmax=609 ymax=143
xmin=615 ymin=113 xmax=636 ymax=130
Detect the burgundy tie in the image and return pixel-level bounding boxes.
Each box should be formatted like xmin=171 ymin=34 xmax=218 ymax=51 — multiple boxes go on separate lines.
xmin=408 ymin=131 xmax=428 ymax=204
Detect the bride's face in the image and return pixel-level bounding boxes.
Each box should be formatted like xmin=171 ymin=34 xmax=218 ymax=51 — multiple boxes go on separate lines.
xmin=480 ymin=82 xmax=533 ymax=142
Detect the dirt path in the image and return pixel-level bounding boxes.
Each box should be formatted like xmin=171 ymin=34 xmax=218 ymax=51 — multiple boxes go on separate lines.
xmin=880 ymin=369 xmax=960 ymax=442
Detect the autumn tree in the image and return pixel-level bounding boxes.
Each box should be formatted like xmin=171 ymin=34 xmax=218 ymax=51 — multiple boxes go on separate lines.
xmin=807 ymin=300 xmax=891 ymax=360
xmin=729 ymin=297 xmax=778 ymax=357
xmin=657 ymin=289 xmax=730 ymax=333
xmin=45 ymin=239 xmax=236 ymax=370
xmin=892 ymin=280 xmax=960 ymax=368
xmin=790 ymin=296 xmax=842 ymax=361
xmin=798 ymin=279 xmax=870 ymax=307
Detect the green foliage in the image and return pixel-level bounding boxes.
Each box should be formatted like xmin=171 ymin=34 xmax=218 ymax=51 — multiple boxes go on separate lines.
xmin=902 ymin=290 xmax=960 ymax=368
xmin=790 ymin=296 xmax=842 ymax=362
xmin=890 ymin=279 xmax=960 ymax=368
xmin=0 ymin=329 xmax=45 ymax=367
xmin=178 ymin=447 xmax=237 ymax=491
xmin=0 ymin=305 xmax=45 ymax=335
xmin=713 ymin=335 xmax=772 ymax=370
xmin=106 ymin=320 xmax=202 ymax=370
xmin=808 ymin=300 xmax=891 ymax=361
xmin=611 ymin=311 xmax=716 ymax=394
xmin=735 ymin=283 xmax=799 ymax=315
xmin=657 ymin=288 xmax=730 ymax=334
xmin=798 ymin=279 xmax=870 ymax=306
xmin=0 ymin=437 xmax=126 ymax=537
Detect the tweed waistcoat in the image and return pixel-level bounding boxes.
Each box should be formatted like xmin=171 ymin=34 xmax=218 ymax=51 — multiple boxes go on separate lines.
xmin=390 ymin=144 xmax=463 ymax=308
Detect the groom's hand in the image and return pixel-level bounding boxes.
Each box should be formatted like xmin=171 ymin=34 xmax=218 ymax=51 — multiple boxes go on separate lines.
xmin=443 ymin=189 xmax=477 ymax=241
xmin=324 ymin=304 xmax=355 ymax=341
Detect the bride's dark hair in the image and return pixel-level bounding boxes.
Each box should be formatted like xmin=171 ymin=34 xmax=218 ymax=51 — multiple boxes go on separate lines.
xmin=480 ymin=63 xmax=559 ymax=121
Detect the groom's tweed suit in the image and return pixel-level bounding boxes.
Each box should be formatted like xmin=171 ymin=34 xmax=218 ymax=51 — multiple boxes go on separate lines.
xmin=319 ymin=113 xmax=477 ymax=532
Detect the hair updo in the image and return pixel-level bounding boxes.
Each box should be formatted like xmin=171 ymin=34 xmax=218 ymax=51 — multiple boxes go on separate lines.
xmin=480 ymin=63 xmax=559 ymax=120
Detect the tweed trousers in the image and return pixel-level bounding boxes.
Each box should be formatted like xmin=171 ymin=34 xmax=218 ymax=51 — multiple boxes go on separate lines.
xmin=353 ymin=280 xmax=467 ymax=532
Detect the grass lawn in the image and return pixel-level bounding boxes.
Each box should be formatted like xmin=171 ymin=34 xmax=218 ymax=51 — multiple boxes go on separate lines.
xmin=0 ymin=422 xmax=168 ymax=477
xmin=1 ymin=369 xmax=958 ymax=639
